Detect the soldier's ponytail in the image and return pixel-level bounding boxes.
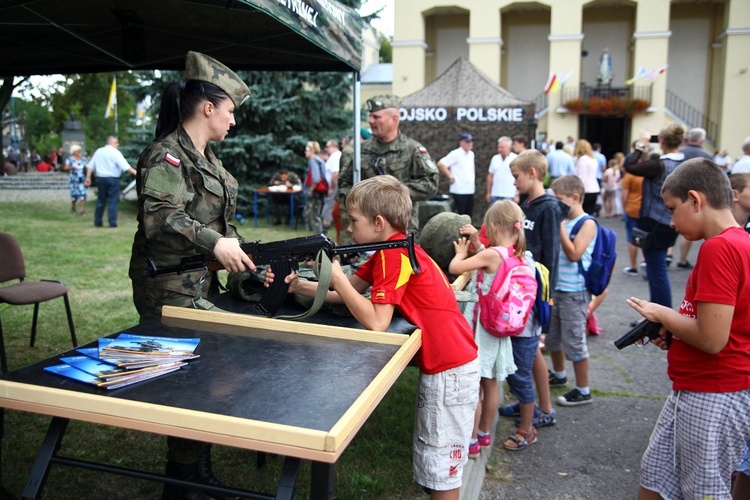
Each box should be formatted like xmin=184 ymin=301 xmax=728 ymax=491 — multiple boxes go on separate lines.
xmin=155 ymin=80 xmax=229 ymax=141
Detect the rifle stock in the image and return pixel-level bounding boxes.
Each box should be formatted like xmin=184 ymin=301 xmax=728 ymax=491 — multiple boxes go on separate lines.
xmin=147 ymin=233 xmax=422 ymax=317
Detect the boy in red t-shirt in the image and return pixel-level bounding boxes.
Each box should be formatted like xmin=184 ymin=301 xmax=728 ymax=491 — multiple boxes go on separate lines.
xmin=627 ymin=158 xmax=750 ymax=500
xmin=270 ymin=175 xmax=478 ymax=499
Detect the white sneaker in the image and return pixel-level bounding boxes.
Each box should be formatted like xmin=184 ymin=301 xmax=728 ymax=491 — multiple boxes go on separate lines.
xmin=623 ymin=267 xmax=639 ymax=276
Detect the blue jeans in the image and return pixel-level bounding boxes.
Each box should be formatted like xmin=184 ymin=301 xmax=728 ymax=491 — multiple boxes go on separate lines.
xmin=506 ymin=335 xmax=540 ymax=404
xmin=642 ymin=247 xmax=671 ymax=307
xmin=95 ymin=177 xmax=121 ymax=227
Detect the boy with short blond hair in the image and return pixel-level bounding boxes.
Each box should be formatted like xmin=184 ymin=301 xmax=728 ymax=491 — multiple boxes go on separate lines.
xmin=273 ymin=175 xmax=479 ymax=499
xmin=547 ymin=175 xmax=597 ymax=405
xmin=627 ymin=158 xmax=750 ymax=500
xmin=498 ymin=150 xmax=566 ymax=438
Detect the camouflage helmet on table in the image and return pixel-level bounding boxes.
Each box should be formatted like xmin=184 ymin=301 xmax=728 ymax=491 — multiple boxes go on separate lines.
xmin=419 ymin=212 xmax=472 ymax=271
xmin=185 ymin=51 xmax=250 ymax=108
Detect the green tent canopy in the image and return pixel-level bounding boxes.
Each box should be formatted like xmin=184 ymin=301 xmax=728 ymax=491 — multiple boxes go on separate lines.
xmin=0 ymin=0 xmax=362 ymax=76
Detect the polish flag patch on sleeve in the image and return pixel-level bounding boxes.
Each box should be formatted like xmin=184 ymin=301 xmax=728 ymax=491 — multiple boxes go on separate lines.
xmin=418 ymin=147 xmax=427 ymax=154
xmin=165 ymin=153 xmax=181 ymax=167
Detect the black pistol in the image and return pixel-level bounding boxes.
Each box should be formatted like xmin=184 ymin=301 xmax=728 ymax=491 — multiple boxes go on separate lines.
xmin=614 ymin=320 xmax=671 ymax=350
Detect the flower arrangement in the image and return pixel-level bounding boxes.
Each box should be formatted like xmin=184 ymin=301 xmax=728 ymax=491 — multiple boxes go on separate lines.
xmin=563 ymin=97 xmax=650 ymax=117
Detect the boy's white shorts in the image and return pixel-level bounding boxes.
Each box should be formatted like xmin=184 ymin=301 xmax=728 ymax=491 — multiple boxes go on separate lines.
xmin=413 ymin=358 xmax=480 ymax=491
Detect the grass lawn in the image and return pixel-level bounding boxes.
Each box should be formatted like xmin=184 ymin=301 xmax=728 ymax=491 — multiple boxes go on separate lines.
xmin=0 ymin=200 xmax=424 ymax=499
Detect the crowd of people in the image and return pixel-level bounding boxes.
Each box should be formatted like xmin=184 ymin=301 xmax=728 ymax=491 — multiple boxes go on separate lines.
xmin=7 ymin=46 xmax=748 ymax=498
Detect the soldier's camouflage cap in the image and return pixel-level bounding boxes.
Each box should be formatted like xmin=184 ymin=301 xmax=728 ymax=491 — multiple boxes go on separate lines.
xmin=185 ymin=51 xmax=250 ymax=108
xmin=366 ymin=95 xmax=401 ymax=112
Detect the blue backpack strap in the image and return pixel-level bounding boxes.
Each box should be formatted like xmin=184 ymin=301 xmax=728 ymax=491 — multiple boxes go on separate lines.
xmin=569 ymin=215 xmax=596 ymax=277
xmin=569 ymin=214 xmax=595 ymax=240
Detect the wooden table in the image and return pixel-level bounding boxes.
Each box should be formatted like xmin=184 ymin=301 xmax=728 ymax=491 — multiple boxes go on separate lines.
xmin=253 ymin=187 xmax=302 ymax=230
xmin=0 ymin=306 xmax=421 ymax=499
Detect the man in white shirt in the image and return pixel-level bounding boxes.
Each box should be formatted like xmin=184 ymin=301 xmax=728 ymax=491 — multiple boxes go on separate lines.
xmin=437 ymin=133 xmax=476 ymax=217
xmin=486 ymin=136 xmax=517 ymax=203
xmin=85 ymin=135 xmax=136 ymax=228
xmin=322 ymin=139 xmax=341 ymax=233
xmin=731 ymin=137 xmax=750 ymax=174
xmin=546 ymin=141 xmax=576 ymax=182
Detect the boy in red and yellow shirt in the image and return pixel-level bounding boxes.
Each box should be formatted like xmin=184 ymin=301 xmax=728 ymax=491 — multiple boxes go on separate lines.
xmin=270 ymin=175 xmax=478 ymax=499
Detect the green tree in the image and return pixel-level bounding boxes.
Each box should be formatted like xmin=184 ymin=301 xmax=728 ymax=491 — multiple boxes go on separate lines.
xmin=379 ymin=33 xmax=393 ymax=63
xmin=49 ymin=72 xmax=139 ymax=151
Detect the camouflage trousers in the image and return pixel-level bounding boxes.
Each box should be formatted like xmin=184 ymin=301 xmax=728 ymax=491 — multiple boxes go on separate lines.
xmin=132 ymin=279 xmax=219 ymax=464
xmin=304 ymin=192 xmax=324 ymax=234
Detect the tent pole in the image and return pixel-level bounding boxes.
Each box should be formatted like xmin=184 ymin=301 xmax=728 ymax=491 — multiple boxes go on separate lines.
xmin=353 ymin=71 xmax=361 ymax=184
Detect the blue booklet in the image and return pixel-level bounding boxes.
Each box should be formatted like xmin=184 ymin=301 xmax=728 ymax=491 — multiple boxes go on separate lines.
xmin=44 ymin=363 xmax=182 ymax=390
xmin=60 ymin=356 xmax=187 ymax=379
xmin=76 ymin=346 xmax=199 ymax=369
xmin=100 ymin=333 xmax=200 ymax=359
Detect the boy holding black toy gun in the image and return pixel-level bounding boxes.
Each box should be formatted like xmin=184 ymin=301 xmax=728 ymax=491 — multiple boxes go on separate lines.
xmin=625 ymin=158 xmax=750 ymax=500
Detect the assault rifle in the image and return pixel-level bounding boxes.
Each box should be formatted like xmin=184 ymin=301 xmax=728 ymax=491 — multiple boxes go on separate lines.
xmin=614 ymin=320 xmax=671 ymax=350
xmin=147 ymin=233 xmax=421 ymax=317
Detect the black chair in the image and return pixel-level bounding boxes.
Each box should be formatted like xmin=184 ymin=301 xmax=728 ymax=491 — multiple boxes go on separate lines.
xmin=0 ymin=232 xmax=77 ymax=373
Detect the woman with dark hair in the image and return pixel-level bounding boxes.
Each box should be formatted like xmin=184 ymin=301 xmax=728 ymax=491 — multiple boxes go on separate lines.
xmin=624 ymin=123 xmax=686 ymax=308
xmin=128 ymin=51 xmax=254 ymax=499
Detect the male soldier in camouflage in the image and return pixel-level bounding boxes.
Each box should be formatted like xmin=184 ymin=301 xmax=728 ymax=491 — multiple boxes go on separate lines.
xmin=336 ymin=95 xmax=439 ymax=244
xmin=128 ymin=50 xmax=254 ymax=500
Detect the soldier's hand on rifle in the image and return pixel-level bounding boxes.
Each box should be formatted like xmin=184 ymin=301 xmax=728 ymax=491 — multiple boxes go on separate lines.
xmin=214 ymin=237 xmax=256 ymax=273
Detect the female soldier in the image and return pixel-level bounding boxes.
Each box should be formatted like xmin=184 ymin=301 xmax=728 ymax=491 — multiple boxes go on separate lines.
xmin=128 ymin=51 xmax=255 ymax=499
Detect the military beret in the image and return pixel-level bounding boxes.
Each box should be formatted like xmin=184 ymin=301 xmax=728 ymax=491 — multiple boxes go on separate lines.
xmin=366 ymin=95 xmax=401 ymax=112
xmin=185 ymin=51 xmax=250 ymax=108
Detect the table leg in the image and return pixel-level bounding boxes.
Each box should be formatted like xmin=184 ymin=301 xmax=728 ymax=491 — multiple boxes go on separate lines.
xmin=254 ymin=192 xmax=259 ymax=228
xmin=266 ymin=194 xmax=271 ymax=225
xmin=290 ymin=193 xmax=295 ymax=230
xmin=310 ymin=461 xmax=334 ymax=500
xmin=22 ymin=417 xmax=69 ymax=500
xmin=276 ymin=457 xmax=300 ymax=500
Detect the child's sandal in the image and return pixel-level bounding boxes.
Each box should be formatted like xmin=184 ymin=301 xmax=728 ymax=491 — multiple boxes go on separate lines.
xmin=503 ymin=427 xmax=537 ymax=452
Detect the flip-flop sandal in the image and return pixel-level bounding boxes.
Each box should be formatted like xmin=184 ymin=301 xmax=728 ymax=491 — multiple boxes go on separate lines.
xmin=503 ymin=427 xmax=537 ymax=452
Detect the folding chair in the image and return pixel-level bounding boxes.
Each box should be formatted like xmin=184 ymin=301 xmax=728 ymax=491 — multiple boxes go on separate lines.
xmin=0 ymin=232 xmax=77 ymax=373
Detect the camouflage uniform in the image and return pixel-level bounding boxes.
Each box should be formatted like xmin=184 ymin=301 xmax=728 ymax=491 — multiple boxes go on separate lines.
xmin=336 ymin=131 xmax=439 ymax=243
xmin=129 ymin=50 xmax=249 ymax=321
xmin=129 ymin=125 xmax=243 ymax=319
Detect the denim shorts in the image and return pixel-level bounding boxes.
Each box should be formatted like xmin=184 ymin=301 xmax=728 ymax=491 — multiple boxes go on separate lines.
xmin=623 ymin=214 xmax=638 ymax=244
xmin=506 ymin=335 xmax=540 ymax=404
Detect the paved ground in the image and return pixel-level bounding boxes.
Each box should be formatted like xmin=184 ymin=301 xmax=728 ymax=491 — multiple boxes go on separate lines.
xmin=2 ymin=188 xmax=693 ymax=499
xmin=478 ymin=214 xmax=696 ymax=500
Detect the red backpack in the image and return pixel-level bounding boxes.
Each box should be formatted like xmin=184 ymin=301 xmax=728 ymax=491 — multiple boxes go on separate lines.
xmin=476 ymin=246 xmax=538 ymax=338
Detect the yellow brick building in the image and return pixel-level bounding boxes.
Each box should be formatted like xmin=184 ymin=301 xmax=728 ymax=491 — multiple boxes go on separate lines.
xmin=389 ymin=0 xmax=750 ymax=159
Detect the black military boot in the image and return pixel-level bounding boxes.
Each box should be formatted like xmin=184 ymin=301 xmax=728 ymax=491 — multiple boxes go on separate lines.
xmin=162 ymin=460 xmax=212 ymax=500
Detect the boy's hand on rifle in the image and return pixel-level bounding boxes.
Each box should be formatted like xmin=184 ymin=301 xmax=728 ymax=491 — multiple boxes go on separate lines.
xmin=264 ymin=267 xmax=301 ymax=293
xmin=214 ymin=237 xmax=256 ymax=273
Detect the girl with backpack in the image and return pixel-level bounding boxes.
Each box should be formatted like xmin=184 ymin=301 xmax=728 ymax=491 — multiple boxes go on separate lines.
xmin=450 ymin=200 xmax=537 ymax=456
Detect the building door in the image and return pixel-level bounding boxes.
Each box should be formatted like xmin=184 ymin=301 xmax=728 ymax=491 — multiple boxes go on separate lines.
xmin=578 ymin=116 xmax=629 ymax=160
